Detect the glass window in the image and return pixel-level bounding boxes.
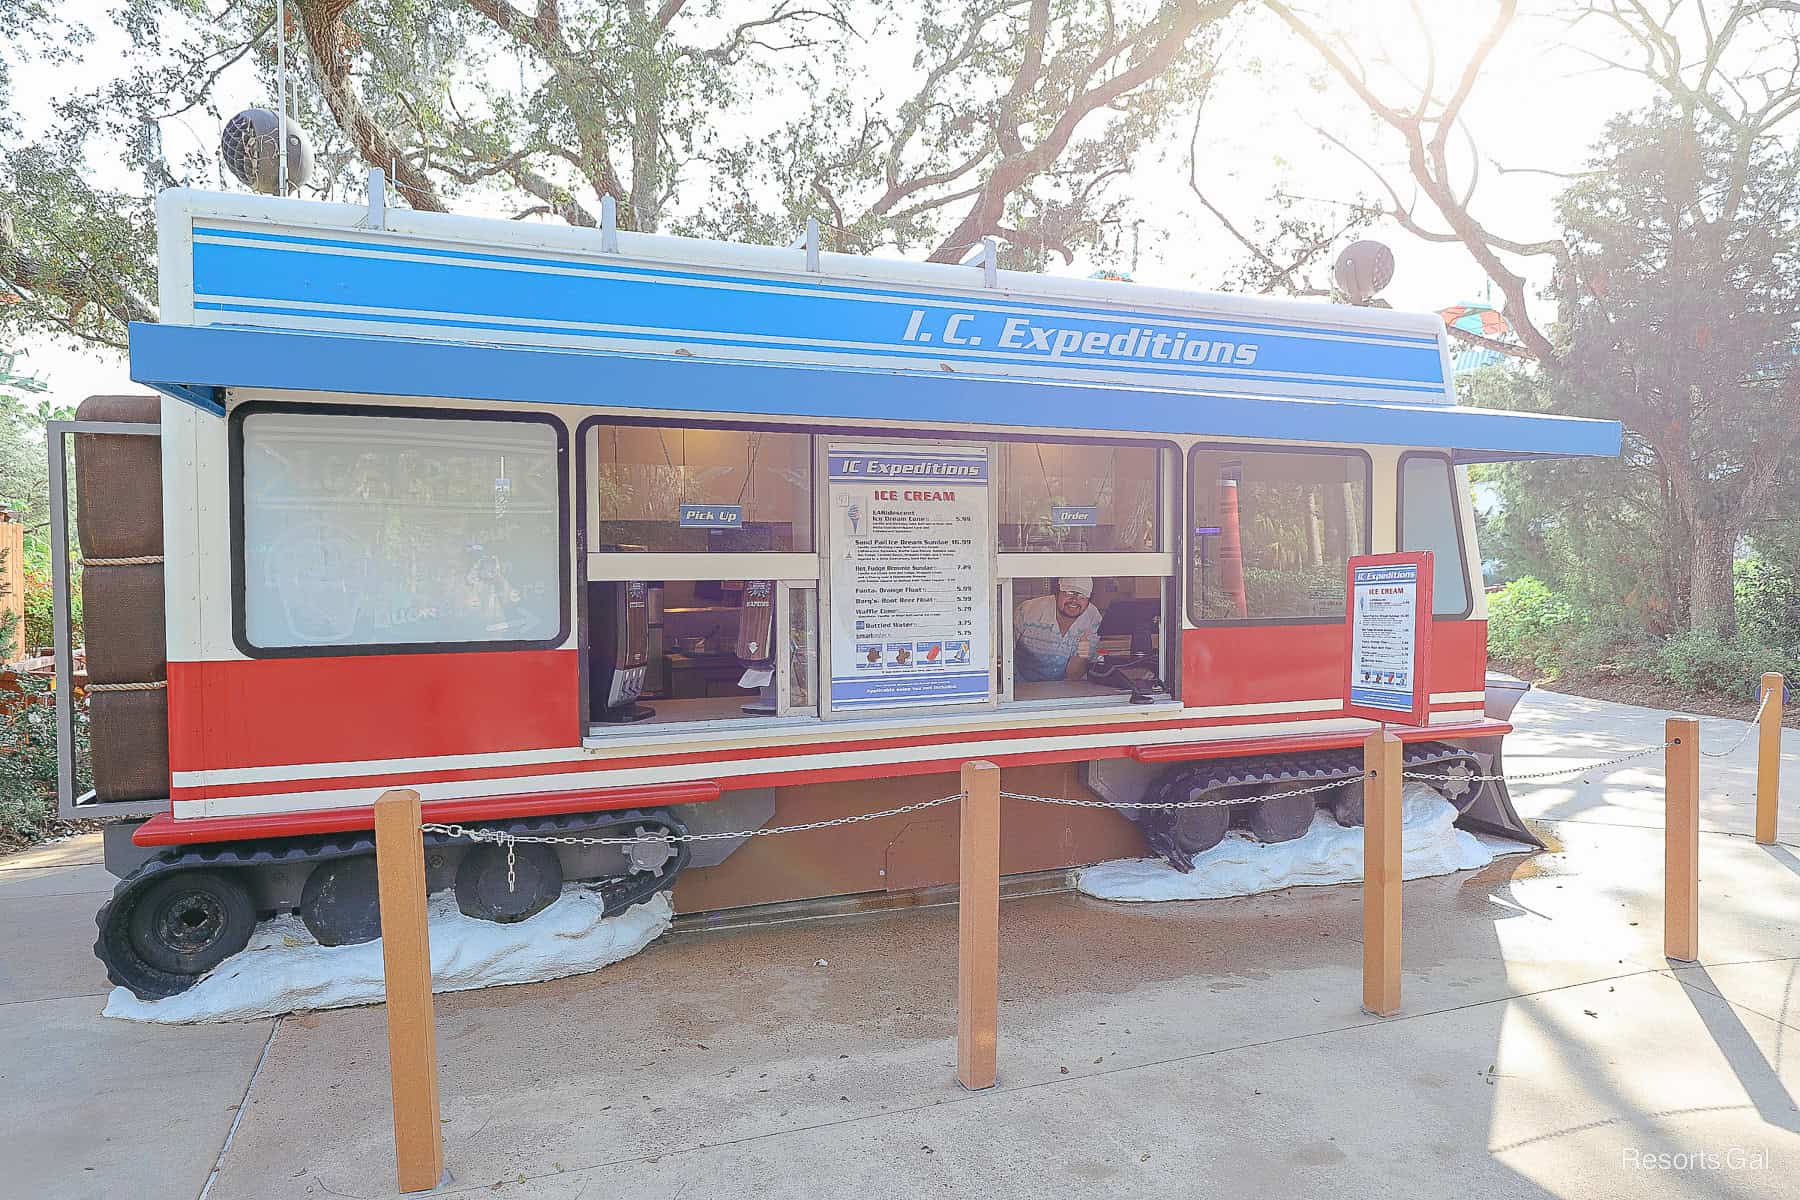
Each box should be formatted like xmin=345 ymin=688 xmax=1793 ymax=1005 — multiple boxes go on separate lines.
xmin=239 ymin=410 xmax=563 ymax=649
xmin=1400 ymin=455 xmax=1473 ymax=618
xmin=594 ymin=425 xmax=811 ymax=552
xmin=999 ymin=441 xmax=1157 ymax=552
xmin=1188 ymin=448 xmax=1368 ymax=623
xmin=1009 ymin=576 xmax=1167 ymax=702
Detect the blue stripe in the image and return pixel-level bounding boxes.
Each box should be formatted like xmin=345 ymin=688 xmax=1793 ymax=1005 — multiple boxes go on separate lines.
xmin=188 ymin=234 xmax=1447 ymax=393
xmin=192 ymin=224 xmax=1442 ymax=347
xmin=127 ymin=323 xmax=1623 ymax=463
xmin=190 ymin=299 xmax=1446 ymax=397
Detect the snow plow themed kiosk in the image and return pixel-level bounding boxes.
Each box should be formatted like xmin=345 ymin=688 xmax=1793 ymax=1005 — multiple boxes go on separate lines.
xmin=57 ymin=187 xmax=1621 ymax=998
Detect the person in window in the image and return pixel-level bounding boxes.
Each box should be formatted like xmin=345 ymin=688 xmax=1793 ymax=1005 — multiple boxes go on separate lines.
xmin=1014 ymin=577 xmax=1104 ymax=682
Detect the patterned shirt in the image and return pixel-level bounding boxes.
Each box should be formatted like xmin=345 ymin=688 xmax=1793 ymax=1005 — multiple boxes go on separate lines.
xmin=1013 ymin=594 xmax=1103 ymax=682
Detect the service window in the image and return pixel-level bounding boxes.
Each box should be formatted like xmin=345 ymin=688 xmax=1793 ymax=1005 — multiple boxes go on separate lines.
xmin=585 ymin=422 xmax=818 ymax=732
xmin=998 ymin=440 xmax=1176 ymax=706
xmin=592 ymin=425 xmax=811 ymax=552
xmin=1398 ymin=453 xmax=1474 ymax=618
xmin=236 ymin=408 xmax=565 ymax=653
xmin=1187 ymin=447 xmax=1369 ymax=624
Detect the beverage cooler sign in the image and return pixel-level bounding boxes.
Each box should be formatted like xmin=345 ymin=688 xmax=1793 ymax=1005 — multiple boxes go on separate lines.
xmin=1344 ymin=551 xmax=1434 ymax=726
xmin=829 ymin=444 xmax=992 ymax=710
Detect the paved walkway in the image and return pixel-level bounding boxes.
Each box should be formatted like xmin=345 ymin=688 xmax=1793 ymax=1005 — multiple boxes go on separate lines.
xmin=3 ymin=687 xmax=1797 ymax=1199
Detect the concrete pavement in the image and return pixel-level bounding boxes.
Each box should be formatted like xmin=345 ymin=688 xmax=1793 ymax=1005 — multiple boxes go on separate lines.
xmin=4 ymin=686 xmax=1798 ymax=1199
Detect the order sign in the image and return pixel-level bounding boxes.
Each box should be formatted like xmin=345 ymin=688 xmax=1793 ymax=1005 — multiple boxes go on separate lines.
xmin=828 ymin=444 xmax=992 ymax=711
xmin=1344 ymin=551 xmax=1434 ymax=726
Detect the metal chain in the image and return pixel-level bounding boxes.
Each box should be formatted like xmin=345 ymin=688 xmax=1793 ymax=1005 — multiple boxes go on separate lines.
xmin=1001 ymin=776 xmax=1358 ymax=810
xmin=421 ymin=792 xmax=964 ymax=850
xmin=1699 ymin=690 xmax=1775 ymax=759
xmin=420 ymin=725 xmax=1730 ymax=874
xmin=1405 ymin=739 xmax=1678 ymax=784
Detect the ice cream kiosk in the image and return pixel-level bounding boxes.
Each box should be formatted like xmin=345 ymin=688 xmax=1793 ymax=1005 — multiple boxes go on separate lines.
xmin=53 ymin=186 xmax=1620 ymax=997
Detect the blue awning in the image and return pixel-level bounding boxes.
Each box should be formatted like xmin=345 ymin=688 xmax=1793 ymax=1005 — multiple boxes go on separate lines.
xmin=129 ymin=322 xmax=1620 ymax=463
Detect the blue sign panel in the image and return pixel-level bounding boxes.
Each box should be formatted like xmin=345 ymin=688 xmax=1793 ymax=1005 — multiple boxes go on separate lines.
xmin=1051 ymin=506 xmax=1098 ymax=527
xmin=1349 ymin=562 xmax=1422 ymax=713
xmin=188 ymin=224 xmax=1450 ymax=404
xmin=677 ymin=504 xmax=744 ymax=529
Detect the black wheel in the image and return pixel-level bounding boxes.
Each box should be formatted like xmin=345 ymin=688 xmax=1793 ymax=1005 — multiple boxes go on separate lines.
xmin=1328 ymin=780 xmax=1365 ymax=828
xmin=300 ymin=856 xmax=383 ymax=946
xmin=96 ymin=869 xmax=258 ymax=998
xmin=1171 ymin=804 xmax=1230 ymax=857
xmin=1246 ymin=792 xmax=1317 ymax=844
xmin=455 ymin=843 xmax=562 ymax=923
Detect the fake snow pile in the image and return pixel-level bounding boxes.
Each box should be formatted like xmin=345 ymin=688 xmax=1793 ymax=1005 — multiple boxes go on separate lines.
xmin=1079 ymin=782 xmax=1525 ymax=903
xmin=104 ymin=887 xmax=672 ymax=1025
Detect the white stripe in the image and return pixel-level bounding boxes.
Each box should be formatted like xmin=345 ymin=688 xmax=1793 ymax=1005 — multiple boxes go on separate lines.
xmin=1429 ymin=690 xmax=1486 ymax=703
xmin=191 ymin=233 xmax=1439 ymax=353
xmin=172 ymin=713 xmax=1386 ymax=819
xmin=170 ymin=697 xmax=1368 ymax=790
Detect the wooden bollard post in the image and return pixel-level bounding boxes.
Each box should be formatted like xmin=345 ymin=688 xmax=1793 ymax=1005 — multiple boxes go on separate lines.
xmin=957 ymin=760 xmax=1000 ymax=1090
xmin=1756 ymin=673 xmax=1783 ymax=846
xmin=1362 ymin=730 xmax=1403 ymax=1017
xmin=373 ymin=789 xmax=446 ymax=1193
xmin=1665 ymin=718 xmax=1700 ymax=963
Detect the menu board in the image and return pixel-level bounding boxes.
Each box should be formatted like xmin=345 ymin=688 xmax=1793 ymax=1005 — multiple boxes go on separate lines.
xmin=1344 ymin=552 xmax=1434 ymax=725
xmin=828 ymin=444 xmax=992 ymax=710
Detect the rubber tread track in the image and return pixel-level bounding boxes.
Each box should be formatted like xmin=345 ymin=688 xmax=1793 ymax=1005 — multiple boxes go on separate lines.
xmin=1139 ymin=741 xmax=1486 ymax=871
xmin=95 ymin=808 xmax=690 ymax=999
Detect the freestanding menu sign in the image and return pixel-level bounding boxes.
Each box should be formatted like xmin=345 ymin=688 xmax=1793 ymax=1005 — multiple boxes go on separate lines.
xmin=828 ymin=443 xmax=992 ymax=711
xmin=1344 ymin=551 xmax=1434 ymax=726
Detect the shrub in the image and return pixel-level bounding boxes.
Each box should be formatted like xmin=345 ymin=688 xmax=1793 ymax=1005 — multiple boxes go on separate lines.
xmin=1486 ymin=576 xmax=1576 ymax=673
xmin=0 ymin=672 xmax=89 ymax=843
xmin=1650 ymin=631 xmax=1799 ymax=699
xmin=1736 ymin=558 xmax=1800 ymax=650
xmin=20 ymin=569 xmax=79 ymax=654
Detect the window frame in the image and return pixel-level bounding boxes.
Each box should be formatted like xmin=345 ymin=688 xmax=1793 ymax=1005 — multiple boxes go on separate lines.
xmin=996 ymin=437 xmax=1166 ymax=556
xmin=228 ymin=399 xmax=572 ymax=659
xmin=1183 ymin=441 xmax=1374 ymax=629
xmin=575 ymin=417 xmax=1184 ymax=730
xmin=996 ymin=440 xmax=1182 ymax=709
xmin=1395 ymin=450 xmax=1475 ymax=621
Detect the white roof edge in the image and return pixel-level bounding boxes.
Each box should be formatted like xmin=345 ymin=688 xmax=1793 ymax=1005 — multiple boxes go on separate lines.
xmin=159 ymin=187 xmax=1448 ymax=342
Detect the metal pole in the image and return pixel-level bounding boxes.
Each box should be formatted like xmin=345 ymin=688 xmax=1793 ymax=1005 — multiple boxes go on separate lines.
xmin=48 ymin=426 xmax=74 ymax=817
xmin=276 ymin=0 xmax=289 ymax=196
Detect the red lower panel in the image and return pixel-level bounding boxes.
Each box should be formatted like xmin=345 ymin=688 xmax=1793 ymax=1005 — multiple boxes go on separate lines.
xmin=1183 ymin=619 xmax=1488 ymax=709
xmin=1429 ymin=619 xmax=1488 ymax=696
xmin=167 ymin=650 xmax=579 ymax=773
xmin=136 ymin=779 xmax=721 ymax=846
xmin=1183 ymin=624 xmax=1342 ymax=708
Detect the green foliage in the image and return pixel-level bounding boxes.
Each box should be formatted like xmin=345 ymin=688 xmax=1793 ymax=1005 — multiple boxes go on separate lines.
xmin=21 ymin=569 xmax=77 ymax=653
xmin=1485 ymin=577 xmax=1576 ymax=673
xmin=0 ymin=673 xmax=88 ymax=844
xmin=0 ymin=545 xmax=15 ymax=655
xmin=1735 ymin=558 xmax=1800 ymax=651
xmin=1646 ymin=633 xmax=1799 ymax=700
xmin=1486 ymin=574 xmax=1795 ymax=699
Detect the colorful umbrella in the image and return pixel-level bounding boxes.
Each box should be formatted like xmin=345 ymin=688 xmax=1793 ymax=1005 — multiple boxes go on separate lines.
xmin=1438 ymin=302 xmax=1512 ymax=340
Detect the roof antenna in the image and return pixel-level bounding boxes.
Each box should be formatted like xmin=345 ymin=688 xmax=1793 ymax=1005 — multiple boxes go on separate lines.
xmin=275 ymin=0 xmax=289 ymax=196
